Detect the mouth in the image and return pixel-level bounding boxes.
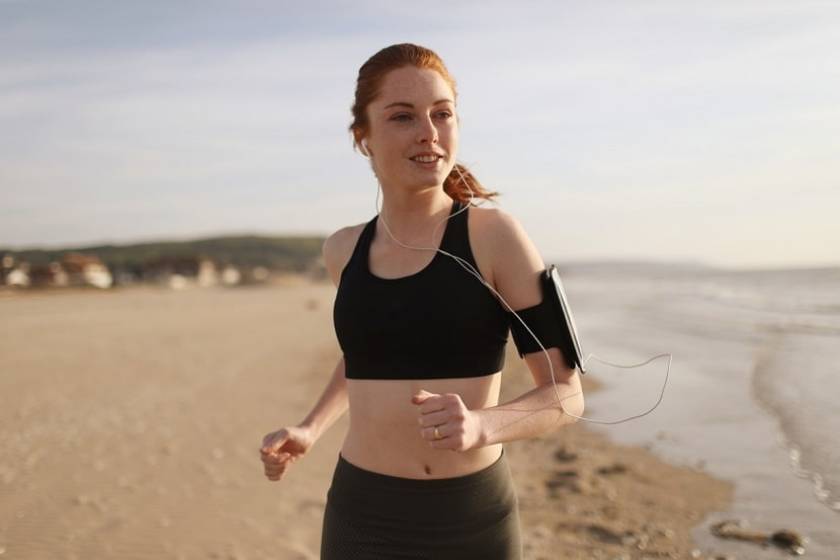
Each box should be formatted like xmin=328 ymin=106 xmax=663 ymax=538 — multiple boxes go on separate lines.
xmin=409 ymin=154 xmax=444 ymax=166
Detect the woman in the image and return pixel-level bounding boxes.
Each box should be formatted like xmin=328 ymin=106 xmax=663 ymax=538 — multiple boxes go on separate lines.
xmin=259 ymin=43 xmax=585 ymax=559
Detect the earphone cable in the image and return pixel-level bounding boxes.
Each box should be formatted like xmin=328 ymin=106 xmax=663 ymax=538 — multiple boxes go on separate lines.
xmin=372 ymin=166 xmax=671 ymax=425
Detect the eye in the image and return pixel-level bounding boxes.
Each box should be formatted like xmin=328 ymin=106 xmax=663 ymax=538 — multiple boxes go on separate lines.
xmin=436 ymin=111 xmax=453 ymax=119
xmin=390 ymin=113 xmax=412 ymax=122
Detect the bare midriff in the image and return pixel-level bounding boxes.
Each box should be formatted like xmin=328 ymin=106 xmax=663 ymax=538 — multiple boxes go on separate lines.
xmin=340 ymin=371 xmax=504 ymax=479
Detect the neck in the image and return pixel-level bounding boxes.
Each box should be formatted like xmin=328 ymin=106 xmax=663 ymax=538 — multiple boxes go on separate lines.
xmin=377 ymin=188 xmax=454 ymax=247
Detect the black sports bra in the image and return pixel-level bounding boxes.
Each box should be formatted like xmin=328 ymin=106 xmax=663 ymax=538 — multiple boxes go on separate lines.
xmin=333 ymin=198 xmax=510 ymax=380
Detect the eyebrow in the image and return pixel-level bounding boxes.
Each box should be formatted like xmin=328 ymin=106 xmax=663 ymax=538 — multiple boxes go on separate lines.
xmin=383 ymin=99 xmax=454 ymax=110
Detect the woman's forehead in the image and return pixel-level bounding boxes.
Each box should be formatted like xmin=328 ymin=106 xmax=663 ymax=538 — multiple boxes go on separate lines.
xmin=375 ymin=67 xmax=455 ymax=107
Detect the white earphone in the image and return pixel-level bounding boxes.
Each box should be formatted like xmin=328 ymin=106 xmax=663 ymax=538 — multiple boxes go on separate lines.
xmin=361 ymin=139 xmax=371 ymax=157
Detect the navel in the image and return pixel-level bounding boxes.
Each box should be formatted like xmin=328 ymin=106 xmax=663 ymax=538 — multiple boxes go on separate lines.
xmin=423 ymin=464 xmax=432 ymax=475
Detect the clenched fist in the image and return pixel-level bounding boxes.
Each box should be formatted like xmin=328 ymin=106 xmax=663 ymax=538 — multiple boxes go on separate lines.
xmin=259 ymin=425 xmax=316 ymax=482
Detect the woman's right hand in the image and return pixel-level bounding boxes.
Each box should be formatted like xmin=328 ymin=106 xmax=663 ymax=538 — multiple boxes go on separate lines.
xmin=259 ymin=424 xmax=316 ymax=482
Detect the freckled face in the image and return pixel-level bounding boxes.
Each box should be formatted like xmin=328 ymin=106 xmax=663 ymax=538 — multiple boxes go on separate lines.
xmin=363 ymin=66 xmax=459 ymax=190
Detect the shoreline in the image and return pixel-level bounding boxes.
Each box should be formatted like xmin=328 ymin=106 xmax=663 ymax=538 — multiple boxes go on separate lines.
xmin=500 ymin=352 xmax=734 ymax=559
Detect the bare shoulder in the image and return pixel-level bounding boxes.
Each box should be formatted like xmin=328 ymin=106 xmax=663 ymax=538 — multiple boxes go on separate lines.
xmin=322 ymin=222 xmax=367 ymax=288
xmin=468 ymin=204 xmax=546 ymax=310
xmin=467 ymin=204 xmax=525 ymax=245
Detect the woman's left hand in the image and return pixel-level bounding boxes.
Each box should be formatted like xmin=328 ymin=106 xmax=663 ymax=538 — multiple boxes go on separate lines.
xmin=412 ymin=389 xmax=484 ymax=452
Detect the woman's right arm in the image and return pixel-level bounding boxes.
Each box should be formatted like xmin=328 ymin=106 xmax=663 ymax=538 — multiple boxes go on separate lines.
xmin=299 ymin=225 xmax=354 ymax=440
xmin=259 ymin=226 xmax=357 ymax=481
xmin=298 ymin=355 xmax=348 ymax=441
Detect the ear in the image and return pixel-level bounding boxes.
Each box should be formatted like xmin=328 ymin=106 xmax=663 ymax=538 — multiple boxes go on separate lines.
xmin=353 ymin=127 xmax=371 ymax=157
xmin=362 ymin=139 xmax=372 ymax=157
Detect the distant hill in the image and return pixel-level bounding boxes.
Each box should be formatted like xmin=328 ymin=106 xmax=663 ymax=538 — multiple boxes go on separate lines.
xmin=1 ymin=234 xmax=326 ymax=274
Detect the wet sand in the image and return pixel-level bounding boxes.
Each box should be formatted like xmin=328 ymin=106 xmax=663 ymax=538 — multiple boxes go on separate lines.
xmin=0 ymin=280 xmax=732 ymax=559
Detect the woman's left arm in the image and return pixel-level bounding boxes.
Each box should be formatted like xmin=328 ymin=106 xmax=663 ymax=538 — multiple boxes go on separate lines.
xmin=473 ymin=208 xmax=585 ymax=447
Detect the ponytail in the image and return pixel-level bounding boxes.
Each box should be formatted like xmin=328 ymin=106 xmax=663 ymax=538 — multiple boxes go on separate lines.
xmin=444 ymin=163 xmax=500 ymax=205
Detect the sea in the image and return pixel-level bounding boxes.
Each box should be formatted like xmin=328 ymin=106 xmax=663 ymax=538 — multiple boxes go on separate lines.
xmin=555 ymin=262 xmax=840 ymax=559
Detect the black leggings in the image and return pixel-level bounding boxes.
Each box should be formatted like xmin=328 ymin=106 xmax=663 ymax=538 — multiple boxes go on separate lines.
xmin=320 ymin=448 xmax=522 ymax=559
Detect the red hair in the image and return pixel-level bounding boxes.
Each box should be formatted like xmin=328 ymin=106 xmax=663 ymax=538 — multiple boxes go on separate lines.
xmin=349 ymin=43 xmax=500 ymax=204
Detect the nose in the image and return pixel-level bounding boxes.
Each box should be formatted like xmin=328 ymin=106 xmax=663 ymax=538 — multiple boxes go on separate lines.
xmin=416 ymin=113 xmax=439 ymax=145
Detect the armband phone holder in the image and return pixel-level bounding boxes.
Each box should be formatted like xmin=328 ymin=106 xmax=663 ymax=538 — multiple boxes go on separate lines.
xmin=542 ymin=264 xmax=587 ymax=374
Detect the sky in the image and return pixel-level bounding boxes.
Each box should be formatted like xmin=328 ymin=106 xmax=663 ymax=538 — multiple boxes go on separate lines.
xmin=1 ymin=0 xmax=838 ymax=270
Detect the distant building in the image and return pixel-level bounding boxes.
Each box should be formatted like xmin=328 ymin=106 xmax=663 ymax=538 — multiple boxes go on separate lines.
xmin=28 ymin=261 xmax=71 ymax=287
xmin=28 ymin=263 xmax=57 ymax=287
xmin=5 ymin=262 xmax=31 ymax=287
xmin=251 ymin=265 xmax=270 ymax=282
xmin=197 ymin=258 xmax=219 ymax=287
xmin=233 ymin=265 xmax=271 ymax=286
xmin=61 ymin=252 xmax=113 ymax=289
xmin=142 ymin=255 xmax=231 ymax=289
xmin=1 ymin=254 xmax=21 ymax=286
xmin=220 ymin=265 xmax=241 ymax=286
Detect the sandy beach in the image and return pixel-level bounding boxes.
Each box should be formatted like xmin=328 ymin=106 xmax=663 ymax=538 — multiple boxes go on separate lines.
xmin=0 ymin=280 xmax=733 ymax=559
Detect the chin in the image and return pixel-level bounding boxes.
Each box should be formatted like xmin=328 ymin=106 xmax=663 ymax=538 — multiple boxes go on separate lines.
xmin=415 ymin=176 xmax=447 ymax=189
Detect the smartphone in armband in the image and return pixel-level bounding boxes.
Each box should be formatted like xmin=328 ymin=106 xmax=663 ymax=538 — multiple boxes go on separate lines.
xmin=541 ymin=264 xmax=587 ymax=374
